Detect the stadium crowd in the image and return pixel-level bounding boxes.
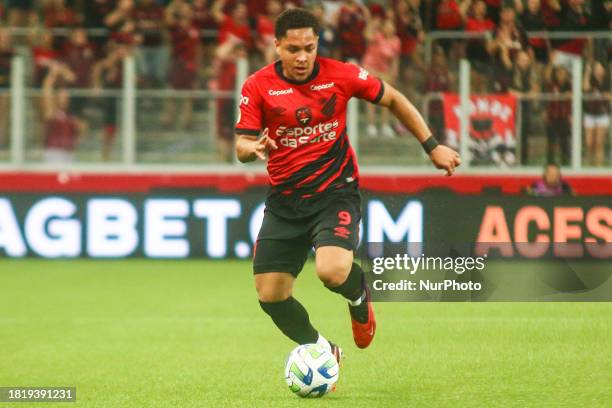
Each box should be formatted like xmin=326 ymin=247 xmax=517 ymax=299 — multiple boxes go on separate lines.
xmin=0 ymin=0 xmax=609 ymax=165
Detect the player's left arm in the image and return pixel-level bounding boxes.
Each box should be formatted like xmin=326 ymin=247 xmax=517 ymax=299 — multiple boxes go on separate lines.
xmin=377 ymin=81 xmax=462 ymax=176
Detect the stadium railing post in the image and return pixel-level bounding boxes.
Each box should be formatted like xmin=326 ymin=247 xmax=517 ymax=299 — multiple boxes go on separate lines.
xmin=459 ymin=59 xmax=471 ymax=168
xmin=571 ymin=58 xmax=583 ymax=170
xmin=122 ymin=56 xmax=136 ymax=165
xmin=234 ymin=57 xmax=249 ymax=166
xmin=10 ymin=56 xmax=24 ymax=166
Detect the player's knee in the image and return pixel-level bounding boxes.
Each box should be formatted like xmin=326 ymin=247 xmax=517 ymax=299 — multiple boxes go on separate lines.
xmin=316 ymin=259 xmax=351 ymax=287
xmin=255 ymin=277 xmax=292 ymax=302
xmin=255 ymin=285 xmax=291 ymax=303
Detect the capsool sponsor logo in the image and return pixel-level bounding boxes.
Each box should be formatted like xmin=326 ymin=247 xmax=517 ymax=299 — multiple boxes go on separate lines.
xmin=310 ymin=82 xmax=335 ymax=91
xmin=268 ymin=88 xmax=294 ymax=96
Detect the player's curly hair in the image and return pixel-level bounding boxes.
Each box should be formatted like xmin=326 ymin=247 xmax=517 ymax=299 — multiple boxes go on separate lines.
xmin=275 ymin=8 xmax=320 ymax=39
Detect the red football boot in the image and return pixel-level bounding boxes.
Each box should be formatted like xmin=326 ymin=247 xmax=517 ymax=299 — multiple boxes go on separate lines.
xmin=350 ymin=285 xmax=376 ymax=348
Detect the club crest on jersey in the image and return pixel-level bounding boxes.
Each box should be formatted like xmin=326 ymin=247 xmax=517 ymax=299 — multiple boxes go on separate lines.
xmin=295 ymin=106 xmax=312 ymax=126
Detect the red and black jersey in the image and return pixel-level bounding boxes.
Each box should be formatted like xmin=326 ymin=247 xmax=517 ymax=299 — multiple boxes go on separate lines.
xmin=44 ymin=110 xmax=80 ymax=151
xmin=336 ymin=6 xmax=367 ymax=61
xmin=32 ymin=46 xmax=59 ymax=86
xmin=218 ymin=15 xmax=253 ymax=49
xmin=170 ymin=24 xmax=200 ymax=63
xmin=545 ymin=82 xmax=572 ymax=121
xmin=236 ymin=57 xmax=383 ymax=216
xmin=60 ymin=42 xmax=96 ymax=88
xmin=133 ymin=4 xmax=165 ymax=47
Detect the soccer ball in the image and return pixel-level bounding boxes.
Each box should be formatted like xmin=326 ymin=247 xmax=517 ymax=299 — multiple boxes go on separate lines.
xmin=284 ymin=343 xmax=339 ymax=398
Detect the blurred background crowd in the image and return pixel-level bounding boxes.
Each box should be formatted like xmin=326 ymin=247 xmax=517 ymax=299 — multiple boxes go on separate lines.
xmin=0 ymin=0 xmax=609 ymax=166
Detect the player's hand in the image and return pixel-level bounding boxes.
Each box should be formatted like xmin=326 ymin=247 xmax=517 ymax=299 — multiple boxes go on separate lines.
xmin=253 ymin=135 xmax=277 ymax=160
xmin=429 ymin=145 xmax=461 ymax=176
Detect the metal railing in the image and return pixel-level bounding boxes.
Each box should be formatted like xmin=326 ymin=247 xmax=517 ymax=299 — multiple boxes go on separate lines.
xmin=4 ymin=55 xmax=242 ymax=168
xmin=424 ymin=30 xmax=612 ymax=64
xmin=0 ymin=54 xmax=610 ymax=172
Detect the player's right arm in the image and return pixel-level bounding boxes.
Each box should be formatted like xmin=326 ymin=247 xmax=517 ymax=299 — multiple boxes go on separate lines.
xmin=234 ymin=76 xmax=278 ymax=162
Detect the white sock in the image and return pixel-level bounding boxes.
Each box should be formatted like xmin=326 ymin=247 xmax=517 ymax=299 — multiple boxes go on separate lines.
xmin=316 ymin=333 xmax=332 ymax=353
xmin=348 ymin=290 xmax=366 ymax=307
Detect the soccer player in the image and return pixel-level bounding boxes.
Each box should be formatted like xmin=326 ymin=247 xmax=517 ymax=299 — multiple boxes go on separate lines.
xmin=235 ymin=8 xmax=461 ymax=360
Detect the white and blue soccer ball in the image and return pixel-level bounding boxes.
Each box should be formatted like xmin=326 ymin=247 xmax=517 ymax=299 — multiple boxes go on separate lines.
xmin=284 ymin=344 xmax=339 ymax=398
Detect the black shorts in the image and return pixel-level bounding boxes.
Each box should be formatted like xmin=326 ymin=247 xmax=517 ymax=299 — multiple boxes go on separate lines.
xmin=253 ymin=189 xmax=361 ymax=277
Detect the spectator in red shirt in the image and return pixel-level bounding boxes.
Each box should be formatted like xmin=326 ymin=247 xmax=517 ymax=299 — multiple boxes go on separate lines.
xmin=105 ymin=0 xmax=135 ymax=54
xmin=83 ymin=0 xmax=116 ymax=50
xmin=464 ymin=0 xmax=496 ymax=92
xmin=486 ymin=7 xmax=529 ymax=92
xmin=334 ymin=0 xmax=369 ymax=62
xmin=110 ymin=19 xmax=142 ymax=49
xmin=192 ymin=0 xmax=220 ymax=45
xmin=61 ymin=28 xmax=96 ymax=89
xmin=105 ymin=0 xmax=134 ymax=30
xmin=425 ymin=46 xmax=454 ymax=147
xmin=42 ymin=63 xmax=86 ymax=164
xmin=519 ymin=0 xmax=550 ymax=67
xmin=44 ymin=0 xmax=80 ymax=28
xmin=543 ymin=64 xmax=572 ymax=165
xmin=91 ymin=44 xmax=132 ymax=161
xmin=211 ymin=35 xmax=248 ymax=161
xmin=395 ymin=0 xmax=425 ymax=65
xmin=433 ymin=0 xmax=469 ymax=56
xmin=435 ymin=0 xmax=464 ymax=30
xmin=166 ymin=2 xmax=201 ymax=89
xmin=256 ymin=0 xmax=283 ymax=64
xmin=59 ymin=27 xmax=97 ymax=123
xmin=362 ymin=16 xmax=401 ymax=138
xmin=213 ymin=0 xmax=254 ymax=50
xmin=134 ymin=0 xmax=166 ymax=87
xmin=31 ymin=30 xmax=60 ymax=88
xmin=244 ymin=0 xmax=266 ymax=16
xmin=44 ymin=0 xmax=81 ymax=49
xmin=192 ymin=0 xmax=222 ymax=81
xmin=395 ymin=0 xmax=425 ymax=97
xmin=0 ymin=28 xmax=13 ymax=149
xmin=163 ymin=1 xmax=201 ymax=128
xmin=551 ymin=0 xmax=591 ymax=69
xmin=540 ymin=0 xmax=562 ymax=29
xmin=29 ymin=29 xmax=61 ymax=150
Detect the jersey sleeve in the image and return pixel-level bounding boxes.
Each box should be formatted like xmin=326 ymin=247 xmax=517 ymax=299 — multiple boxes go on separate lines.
xmin=342 ymin=62 xmax=385 ymax=104
xmin=235 ymin=76 xmax=263 ymax=137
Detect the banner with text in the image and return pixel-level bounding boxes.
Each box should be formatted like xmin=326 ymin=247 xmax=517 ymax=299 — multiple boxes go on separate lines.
xmin=1 ymin=190 xmax=609 ymax=300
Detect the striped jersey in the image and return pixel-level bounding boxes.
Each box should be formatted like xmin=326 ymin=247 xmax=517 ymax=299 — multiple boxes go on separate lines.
xmin=236 ymin=57 xmax=384 ymax=217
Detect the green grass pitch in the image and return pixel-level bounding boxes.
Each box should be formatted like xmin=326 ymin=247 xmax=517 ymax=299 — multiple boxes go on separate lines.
xmin=1 ymin=260 xmax=610 ymax=407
